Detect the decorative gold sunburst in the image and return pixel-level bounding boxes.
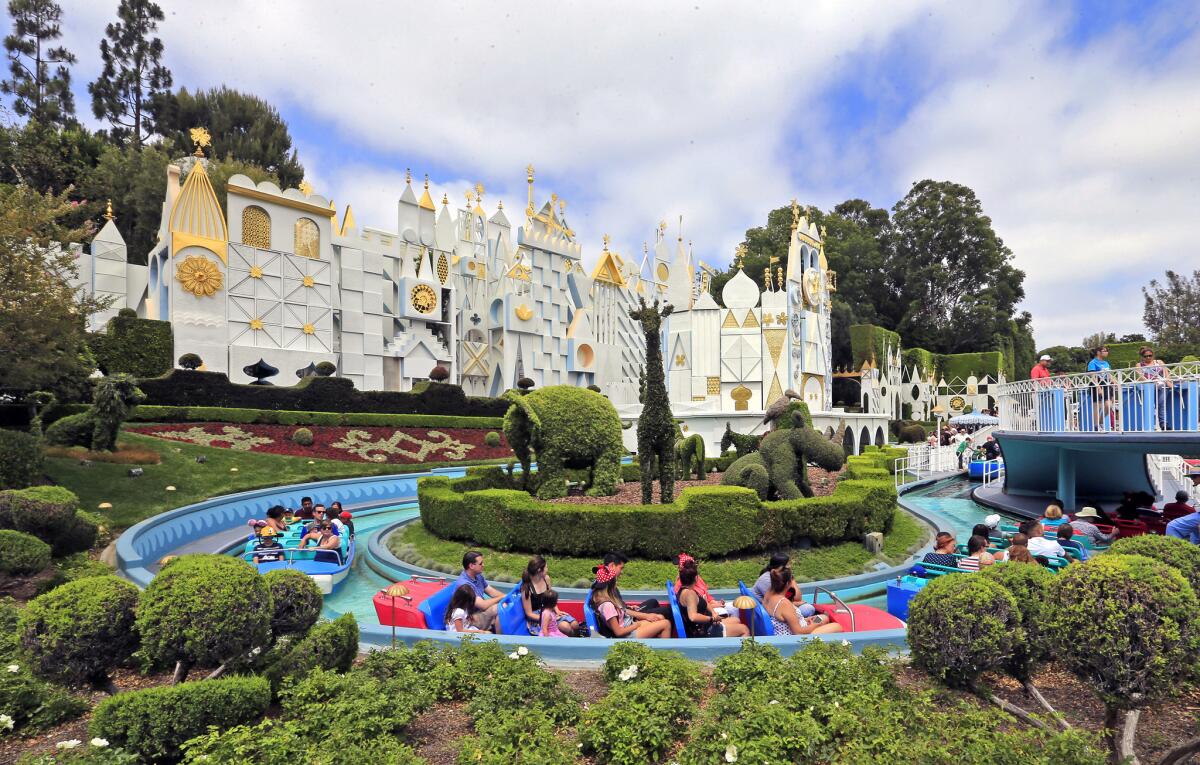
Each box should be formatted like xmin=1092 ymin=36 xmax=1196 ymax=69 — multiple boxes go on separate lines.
xmin=249 ymin=265 xmax=263 ymax=279
xmin=410 ymin=284 xmax=437 ymax=314
xmin=249 ymin=318 xmax=264 ymax=330
xmin=303 ymin=323 xmax=315 ymax=335
xmin=176 ymin=255 xmax=223 ymax=297
xmin=298 ymin=180 xmax=314 ymax=196
xmin=302 ymin=275 xmax=315 ymax=288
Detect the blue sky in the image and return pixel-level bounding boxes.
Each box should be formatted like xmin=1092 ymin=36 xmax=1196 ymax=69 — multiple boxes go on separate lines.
xmin=30 ymin=0 xmax=1200 ymax=348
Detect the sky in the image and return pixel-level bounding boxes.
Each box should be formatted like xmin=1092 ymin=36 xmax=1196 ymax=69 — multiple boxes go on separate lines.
xmin=37 ymin=0 xmax=1200 ymax=348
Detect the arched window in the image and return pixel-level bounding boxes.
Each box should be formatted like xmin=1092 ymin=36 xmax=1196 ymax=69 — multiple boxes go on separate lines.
xmin=241 ymin=206 xmax=271 ymax=249
xmin=294 ymin=217 xmax=320 ymax=259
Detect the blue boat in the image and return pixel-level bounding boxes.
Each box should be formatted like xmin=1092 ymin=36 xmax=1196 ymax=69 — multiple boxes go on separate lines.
xmin=240 ymin=526 xmax=354 ymax=594
xmin=967 ymin=458 xmax=1003 ymax=481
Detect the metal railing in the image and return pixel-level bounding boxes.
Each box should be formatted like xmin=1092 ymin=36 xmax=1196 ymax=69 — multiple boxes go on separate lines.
xmin=979 ymin=458 xmax=1005 ymax=488
xmin=894 ymin=444 xmax=958 ymax=490
xmin=996 ymin=360 xmax=1200 ymax=434
xmin=1148 ymin=454 xmax=1197 ymax=501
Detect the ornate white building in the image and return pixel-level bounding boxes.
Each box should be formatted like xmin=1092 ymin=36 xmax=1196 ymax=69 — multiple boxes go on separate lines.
xmin=75 ymin=135 xmax=836 ymax=415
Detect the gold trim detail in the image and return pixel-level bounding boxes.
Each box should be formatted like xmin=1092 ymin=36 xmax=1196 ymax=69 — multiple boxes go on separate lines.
xmin=302 ymin=275 xmax=315 ymax=288
xmin=248 ymin=265 xmax=263 ymax=279
xmin=170 ymin=160 xmax=228 ymax=262
xmin=249 ymin=318 xmax=264 ymax=330
xmin=743 ymin=311 xmax=759 ymax=329
xmin=764 ymin=329 xmax=786 ymax=365
xmin=731 ymin=385 xmax=752 ymax=411
xmin=303 ymin=323 xmax=315 ymax=335
xmin=767 ymin=373 xmax=783 ymax=406
xmin=410 ymin=284 xmax=437 ymax=314
xmin=241 ymin=205 xmax=271 ymax=249
xmin=227 ymin=184 xmax=336 ymax=218
xmin=176 ymin=255 xmax=223 ymax=297
xmin=722 ymin=311 xmax=739 ymax=329
xmin=514 ymin=303 xmax=534 ymax=321
xmin=707 ymin=376 xmax=721 ymax=395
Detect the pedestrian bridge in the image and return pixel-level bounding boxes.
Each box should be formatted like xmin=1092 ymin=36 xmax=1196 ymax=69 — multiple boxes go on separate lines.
xmin=990 ymin=360 xmax=1200 ymax=510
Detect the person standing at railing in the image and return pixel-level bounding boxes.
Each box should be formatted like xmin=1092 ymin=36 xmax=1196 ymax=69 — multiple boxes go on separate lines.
xmin=1031 ymin=355 xmax=1053 ymax=385
xmin=1086 ymin=345 xmax=1115 ymax=431
xmin=1136 ymin=347 xmax=1173 ymax=430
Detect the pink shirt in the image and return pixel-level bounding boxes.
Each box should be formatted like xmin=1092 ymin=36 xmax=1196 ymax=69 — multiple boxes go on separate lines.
xmin=673 ymin=575 xmax=710 ymax=603
xmin=1031 ymin=364 xmax=1051 ymax=385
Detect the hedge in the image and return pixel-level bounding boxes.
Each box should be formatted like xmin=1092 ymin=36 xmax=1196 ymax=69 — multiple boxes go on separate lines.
xmin=0 ymin=485 xmax=97 ymax=556
xmin=850 ymin=324 xmax=901 ymax=369
xmin=0 ymin=429 xmax=44 ymax=490
xmin=91 ymin=675 xmax=271 ymax=763
xmin=137 ymin=369 xmax=507 ymax=417
xmin=264 ymin=613 xmax=359 ymax=692
xmin=87 ymin=315 xmax=173 ymax=378
xmin=849 ymin=323 xmax=1006 ymax=381
xmin=0 ymin=529 xmax=52 ymax=575
xmin=417 ymin=472 xmax=897 ymax=559
xmin=124 ymin=403 xmax=504 ymax=429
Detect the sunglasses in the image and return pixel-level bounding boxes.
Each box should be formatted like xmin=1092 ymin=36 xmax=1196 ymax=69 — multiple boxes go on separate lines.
xmin=1142 ymin=353 xmax=1154 ymax=358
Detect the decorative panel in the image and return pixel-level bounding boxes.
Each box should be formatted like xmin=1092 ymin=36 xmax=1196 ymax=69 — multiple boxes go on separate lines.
xmin=294 ymin=217 xmax=320 ymax=259
xmin=241 ymin=206 xmax=271 ymax=249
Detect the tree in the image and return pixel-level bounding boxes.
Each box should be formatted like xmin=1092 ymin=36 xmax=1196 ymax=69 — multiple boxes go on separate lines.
xmin=78 ymin=142 xmax=168 ymax=263
xmin=1142 ymin=269 xmax=1200 ymax=346
xmin=1118 ymin=333 xmax=1146 ymax=343
xmin=1081 ymin=331 xmax=1116 ymax=349
xmin=155 ymin=86 xmax=305 ymax=189
xmin=0 ymin=120 xmax=107 ymax=197
xmin=887 ymin=180 xmax=1025 ymax=355
xmin=0 ymin=184 xmax=105 ymax=400
xmin=0 ymin=0 xmax=76 ymax=126
xmin=88 ymin=0 xmax=172 ymax=148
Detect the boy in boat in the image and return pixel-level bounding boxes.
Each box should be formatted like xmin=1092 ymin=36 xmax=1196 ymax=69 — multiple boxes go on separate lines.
xmin=252 ymin=527 xmax=285 ymax=563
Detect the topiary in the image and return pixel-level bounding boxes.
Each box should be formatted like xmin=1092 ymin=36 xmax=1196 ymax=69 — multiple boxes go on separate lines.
xmin=517 ymin=377 xmax=535 ymax=391
xmin=1107 ymin=534 xmax=1200 ymax=596
xmin=0 ymin=486 xmax=95 ymax=556
xmin=587 ymin=384 xmax=602 ymax=392
xmin=315 ymin=360 xmax=336 ymax=377
xmin=117 ymin=307 xmax=137 ymax=319
xmin=899 ymin=423 xmax=927 ymax=443
xmin=978 ymin=563 xmax=1061 ymax=720
xmin=177 ymin=353 xmax=203 ymax=370
xmin=0 ymin=430 xmax=45 ymax=490
xmin=429 ymin=365 xmax=450 ymax=382
xmin=484 ymin=430 xmax=501 ymax=448
xmin=23 ymin=390 xmax=56 ymax=438
xmin=45 ymin=374 xmax=145 ymax=452
xmin=1046 ymin=554 xmax=1200 ymax=762
xmin=17 ymin=575 xmax=139 ymax=690
xmin=263 ymin=613 xmax=359 ymax=692
xmin=908 ymin=573 xmax=1019 ymax=690
xmin=263 ymin=569 xmax=323 ymax=640
xmin=135 ymin=555 xmax=272 ymax=682
xmin=722 ymin=425 xmax=844 ymax=500
xmin=91 ymin=675 xmax=271 ymax=764
xmin=291 ymin=427 xmax=314 ymax=446
xmin=0 ymin=530 xmax=52 ymax=575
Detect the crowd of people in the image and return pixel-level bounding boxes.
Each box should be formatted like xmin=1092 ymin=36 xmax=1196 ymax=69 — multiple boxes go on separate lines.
xmin=1032 ymin=345 xmax=1184 ymax=431
xmin=245 ymin=496 xmax=355 ymax=564
xmin=439 ymin=549 xmax=843 ymax=640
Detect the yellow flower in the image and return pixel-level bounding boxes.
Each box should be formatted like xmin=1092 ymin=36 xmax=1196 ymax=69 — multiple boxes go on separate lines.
xmin=176 ymin=256 xmax=223 ymax=297
xmin=303 ymin=323 xmax=315 ymax=335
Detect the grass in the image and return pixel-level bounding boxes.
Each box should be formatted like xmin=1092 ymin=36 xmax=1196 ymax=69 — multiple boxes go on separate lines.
xmin=43 ymin=431 xmax=514 ymax=530
xmin=388 ymin=508 xmax=929 ymax=590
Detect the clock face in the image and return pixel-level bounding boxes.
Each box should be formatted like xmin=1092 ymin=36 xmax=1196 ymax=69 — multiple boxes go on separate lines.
xmin=410 ymin=284 xmax=437 ymax=314
xmin=950 ymin=396 xmax=966 ymax=411
xmin=803 ymin=269 xmax=821 ymax=306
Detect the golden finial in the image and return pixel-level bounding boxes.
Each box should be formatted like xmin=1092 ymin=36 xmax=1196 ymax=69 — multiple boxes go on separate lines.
xmin=776 ymin=268 xmax=785 ymax=291
xmin=558 ymin=198 xmax=566 ymax=212
xmin=790 ymin=198 xmax=800 ymax=231
xmin=526 ymin=164 xmax=535 ymax=183
xmin=475 ymin=182 xmax=485 ymax=200
xmin=298 ymin=180 xmax=313 ymax=196
xmin=819 ymin=225 xmax=827 ymax=239
xmin=678 ymin=214 xmax=683 ymax=242
xmin=497 ymin=200 xmax=503 ymax=210
xmin=465 ymin=188 xmax=474 ymax=205
xmin=550 ymin=192 xmax=558 ymax=205
xmin=424 ymin=174 xmax=430 ymax=190
xmin=189 ymin=127 xmax=211 ymax=157
xmin=602 ymin=233 xmax=611 ymax=250
xmin=442 ymin=193 xmax=449 ymax=206
xmin=734 ymin=243 xmax=748 ymax=269
xmin=103 ymin=199 xmax=114 ymax=221
xmin=763 ymin=266 xmax=772 ymax=291
xmin=405 ymin=168 xmax=412 ymax=185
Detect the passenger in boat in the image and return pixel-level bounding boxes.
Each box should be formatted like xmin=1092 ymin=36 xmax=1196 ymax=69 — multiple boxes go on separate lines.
xmin=444 ymin=584 xmax=489 ymax=633
xmin=295 ymin=496 xmax=315 ymax=520
xmin=594 ymin=552 xmax=673 ymax=623
xmin=252 ymin=527 xmax=285 ymax=563
xmin=521 ymin=555 xmax=578 ymax=637
xmin=299 ymin=522 xmax=341 ymax=552
xmin=999 ymin=533 xmax=1035 ymax=564
xmin=673 ymin=553 xmax=726 ymax=610
xmin=1069 ymin=507 xmax=1118 ymax=545
xmin=981 ymin=436 xmax=1001 ymax=461
xmin=1056 ymin=524 xmax=1088 ymax=561
xmin=1023 ymin=521 xmax=1065 ymax=559
xmin=454 ymin=551 xmax=505 ymax=632
xmin=537 ymin=589 xmax=568 ymax=638
xmin=957 ymin=536 xmax=993 ymax=571
xmin=921 ymin=532 xmax=959 ymax=569
xmin=752 ymin=553 xmax=792 ymax=601
xmin=971 ymin=523 xmax=999 ymax=553
xmin=589 ymin=564 xmax=671 ymax=639
xmin=264 ymin=505 xmax=289 ymax=533
xmin=677 ymin=560 xmax=747 ymax=638
xmin=328 ymin=502 xmax=348 ymax=535
xmin=337 ymin=511 xmax=355 ymax=539
xmin=763 ymin=567 xmax=841 ymax=635
xmin=1166 ymin=507 xmax=1200 ymax=544
xmin=1163 ymin=490 xmax=1195 ymax=520
xmin=1041 ymin=505 xmax=1067 ymax=529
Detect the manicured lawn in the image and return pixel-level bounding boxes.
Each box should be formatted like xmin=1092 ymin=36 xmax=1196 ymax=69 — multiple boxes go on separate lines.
xmin=44 ymin=431 xmax=512 ymax=530
xmin=388 ymin=508 xmax=928 ymax=589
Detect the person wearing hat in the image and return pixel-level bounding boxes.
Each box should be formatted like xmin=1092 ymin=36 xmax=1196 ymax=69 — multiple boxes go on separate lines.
xmin=1031 ymin=354 xmax=1053 ymax=384
xmin=672 ymin=553 xmax=726 ymax=611
xmin=252 ymin=527 xmax=285 ymax=563
xmin=1069 ymin=507 xmax=1118 ymax=546
xmin=337 ymin=511 xmax=355 ymax=538
xmin=589 ymin=563 xmax=671 ymax=639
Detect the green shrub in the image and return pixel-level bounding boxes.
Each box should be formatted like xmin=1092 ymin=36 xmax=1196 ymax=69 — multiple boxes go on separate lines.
xmin=315 ymin=361 xmax=337 ymax=377
xmin=712 ymin=639 xmax=784 ymax=691
xmin=484 ymin=430 xmax=501 ymax=447
xmin=1107 ymin=534 xmax=1200 ymax=595
xmin=264 ymin=613 xmax=358 ymax=691
xmin=457 ymin=707 xmax=577 ymax=765
xmin=979 ymin=563 xmax=1055 ymax=682
xmin=177 ymin=353 xmax=203 ymax=370
xmin=86 ymin=315 xmax=173 ymax=378
xmin=181 ymin=720 xmax=425 ymax=764
xmin=290 ymin=427 xmax=314 ymax=446
xmin=908 ymin=573 xmax=1020 ymax=688
xmin=898 ymin=423 xmax=927 ymax=443
xmin=0 ymin=530 xmax=52 ymax=575
xmin=466 ymin=651 xmax=580 ymax=727
xmin=1047 ymin=554 xmax=1200 ymax=712
xmin=44 ymin=412 xmax=93 ymax=449
xmin=0 ymin=486 xmax=96 ymax=557
xmin=126 ymin=403 xmax=503 ymax=429
xmin=0 ymin=668 xmax=88 ymax=735
xmin=90 ymin=675 xmax=270 ymax=763
xmin=18 ymin=576 xmax=139 ymax=688
xmin=45 ymin=376 xmax=144 ymax=453
xmin=135 ymin=555 xmax=272 ymax=678
xmin=263 ymin=569 xmax=323 ymax=639
xmin=0 ymin=430 xmax=45 ymax=490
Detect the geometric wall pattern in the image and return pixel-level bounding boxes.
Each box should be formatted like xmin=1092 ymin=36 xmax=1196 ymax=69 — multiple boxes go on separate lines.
xmin=227 ymin=242 xmax=332 ymax=352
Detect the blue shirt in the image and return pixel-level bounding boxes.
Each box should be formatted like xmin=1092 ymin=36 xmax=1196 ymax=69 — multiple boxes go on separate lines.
xmin=1166 ymin=513 xmax=1200 ymax=544
xmin=454 ymin=571 xmax=489 ymax=599
xmin=1087 ymin=358 xmax=1111 ymax=374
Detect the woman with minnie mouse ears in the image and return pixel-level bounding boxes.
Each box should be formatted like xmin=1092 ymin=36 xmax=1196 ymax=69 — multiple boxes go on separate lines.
xmin=588 ymin=563 xmax=672 ymax=639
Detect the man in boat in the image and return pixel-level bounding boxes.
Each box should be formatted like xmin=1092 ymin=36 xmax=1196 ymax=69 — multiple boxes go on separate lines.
xmin=252 ymin=527 xmax=285 ymax=563
xmin=295 ymin=496 xmax=315 ymax=520
xmin=454 ymin=551 xmax=505 ymax=632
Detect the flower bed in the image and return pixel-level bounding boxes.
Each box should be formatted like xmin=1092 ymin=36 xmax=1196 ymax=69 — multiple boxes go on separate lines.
xmin=125 ymin=423 xmax=511 ymax=465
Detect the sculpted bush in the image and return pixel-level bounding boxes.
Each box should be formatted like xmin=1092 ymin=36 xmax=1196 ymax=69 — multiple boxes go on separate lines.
xmin=45 ymin=374 xmax=145 ymax=452
xmin=0 ymin=429 xmax=44 ymax=490
xmin=264 ymin=569 xmax=323 ymax=639
xmin=0 ymin=486 xmax=96 ymax=556
xmin=722 ymin=425 xmax=845 ymax=500
xmin=0 ymin=530 xmax=51 ymax=575
xmin=1107 ymin=534 xmax=1200 ymax=595
xmin=908 ymin=573 xmax=1020 ymax=689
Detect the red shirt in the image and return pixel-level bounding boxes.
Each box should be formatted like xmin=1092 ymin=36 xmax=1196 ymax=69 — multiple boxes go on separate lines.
xmin=1031 ymin=364 xmax=1051 ymax=385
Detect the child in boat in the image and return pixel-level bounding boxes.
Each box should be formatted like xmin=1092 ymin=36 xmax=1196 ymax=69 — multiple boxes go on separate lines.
xmin=445 ymin=584 xmax=488 ymax=633
xmin=252 ymin=527 xmax=285 ymax=563
xmin=538 ymin=589 xmax=568 ymax=637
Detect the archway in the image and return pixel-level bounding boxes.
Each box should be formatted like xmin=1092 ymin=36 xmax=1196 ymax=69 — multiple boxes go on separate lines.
xmin=874 ymin=427 xmax=885 ymax=447
xmin=842 ymin=427 xmax=855 ymax=456
xmin=859 ymin=427 xmax=870 ymax=455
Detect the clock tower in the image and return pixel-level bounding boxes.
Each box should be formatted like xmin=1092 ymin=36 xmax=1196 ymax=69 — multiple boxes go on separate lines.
xmin=784 ymin=202 xmax=833 ymax=410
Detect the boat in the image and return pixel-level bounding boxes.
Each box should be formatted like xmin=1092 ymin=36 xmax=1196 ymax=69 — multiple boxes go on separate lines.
xmin=240 ymin=523 xmax=354 ymax=595
xmin=373 ymin=578 xmax=904 ymax=637
xmin=967 ymin=458 xmax=1003 ymax=481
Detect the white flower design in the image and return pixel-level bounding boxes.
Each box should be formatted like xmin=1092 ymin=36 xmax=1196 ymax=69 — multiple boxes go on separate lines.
xmin=841 ymin=639 xmax=851 ymax=647
xmin=517 ymin=645 xmax=528 ymax=656
xmin=5 ymin=664 xmax=18 ymax=673
xmin=617 ymin=664 xmax=639 ymax=681
xmin=769 ymin=699 xmax=779 ymax=705
xmin=725 ymin=744 xmax=739 ymax=762
xmin=90 ymin=738 xmax=110 ymax=747
xmin=56 ymin=739 xmax=81 ymax=749
xmin=508 ymin=651 xmax=520 ymax=659
xmin=0 ymin=714 xmax=14 ymax=731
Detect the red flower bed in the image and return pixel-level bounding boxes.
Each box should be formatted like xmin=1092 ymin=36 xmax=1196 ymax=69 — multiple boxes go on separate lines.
xmin=126 ymin=422 xmax=512 ymax=465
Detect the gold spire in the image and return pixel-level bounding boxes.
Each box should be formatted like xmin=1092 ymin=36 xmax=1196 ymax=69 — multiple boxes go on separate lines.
xmin=405 ymin=168 xmax=412 ymax=185
xmin=418 ymin=174 xmax=435 ymax=211
xmin=602 ymin=233 xmax=611 ymax=250
xmin=473 ymin=182 xmax=485 ymax=216
xmin=104 ymin=199 xmax=114 ymax=221
xmin=734 ymin=243 xmax=747 ymax=270
xmin=442 ymin=192 xmax=449 ymax=206
xmin=189 ymin=127 xmax=211 ymax=157
xmin=497 ymin=200 xmax=503 ymax=210
xmin=169 ymin=158 xmax=228 ymax=263
xmin=677 ymin=214 xmax=683 ymax=242
xmin=790 ymin=199 xmax=800 ymax=232
xmin=525 ymin=164 xmax=535 ymax=218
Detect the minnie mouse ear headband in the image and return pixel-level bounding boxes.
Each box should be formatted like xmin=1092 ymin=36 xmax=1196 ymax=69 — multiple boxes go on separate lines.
xmin=594 ymin=563 xmax=617 ymax=584
xmin=678 ymin=552 xmax=695 ymax=567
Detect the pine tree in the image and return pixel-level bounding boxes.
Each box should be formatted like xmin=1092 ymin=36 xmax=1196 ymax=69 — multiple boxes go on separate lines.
xmin=88 ymin=0 xmax=172 ymax=148
xmin=0 ymin=0 xmax=77 ymax=126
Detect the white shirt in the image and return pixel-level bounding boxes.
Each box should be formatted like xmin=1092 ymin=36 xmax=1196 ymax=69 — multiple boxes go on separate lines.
xmin=1027 ymin=536 xmax=1065 ymax=559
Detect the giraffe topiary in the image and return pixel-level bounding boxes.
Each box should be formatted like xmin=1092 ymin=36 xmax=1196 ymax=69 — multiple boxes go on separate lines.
xmin=630 ymin=296 xmax=677 ymax=504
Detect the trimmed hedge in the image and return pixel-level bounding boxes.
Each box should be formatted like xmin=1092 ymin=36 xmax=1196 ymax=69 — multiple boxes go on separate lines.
xmin=264 ymin=613 xmax=359 ymax=692
xmin=0 ymin=529 xmax=52 ymax=575
xmin=87 ymin=315 xmax=173 ymax=378
xmin=850 ymin=324 xmax=901 ymax=369
xmin=0 ymin=429 xmax=44 ymax=490
xmin=908 ymin=573 xmax=1020 ymax=688
xmin=1107 ymin=533 xmax=1200 ymax=596
xmin=417 ymin=471 xmax=897 ymax=559
xmin=0 ymin=485 xmax=97 ymax=556
xmin=91 ymin=675 xmax=271 ymax=763
xmin=125 ymin=403 xmax=504 ymax=429
xmin=137 ymin=369 xmax=507 ymax=417
xmin=264 ymin=569 xmax=323 ymax=639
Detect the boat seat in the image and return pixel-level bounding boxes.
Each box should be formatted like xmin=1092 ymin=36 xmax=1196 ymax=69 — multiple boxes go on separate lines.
xmin=313 ymin=549 xmax=342 ymax=566
xmin=665 ymin=580 xmax=687 ymax=639
xmin=495 ymin=586 xmax=526 ymax=636
xmin=583 ymin=598 xmax=601 ymax=635
xmin=418 ymin=582 xmax=456 ymax=632
xmin=736 ymin=581 xmax=773 ymax=637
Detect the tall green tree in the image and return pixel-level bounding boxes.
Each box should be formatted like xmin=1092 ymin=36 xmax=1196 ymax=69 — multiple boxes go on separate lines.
xmin=0 ymin=0 xmax=76 ymax=126
xmin=0 ymin=184 xmax=105 ymax=400
xmin=0 ymin=119 xmax=106 ymax=195
xmin=88 ymin=0 xmax=171 ymax=148
xmin=154 ymin=87 xmax=305 ymax=189
xmin=1142 ymin=269 xmax=1200 ymax=346
xmin=886 ymin=180 xmax=1025 ymax=355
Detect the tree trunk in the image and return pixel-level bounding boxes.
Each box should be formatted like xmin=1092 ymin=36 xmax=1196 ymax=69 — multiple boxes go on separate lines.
xmin=969 ymin=681 xmax=1046 ymax=730
xmin=205 ymin=662 xmax=229 ymax=681
xmin=1157 ymin=735 xmax=1200 ymax=765
xmin=171 ymin=659 xmax=190 ymax=684
xmin=1119 ymin=709 xmax=1141 ymax=765
xmin=1022 ymin=680 xmax=1070 ymax=730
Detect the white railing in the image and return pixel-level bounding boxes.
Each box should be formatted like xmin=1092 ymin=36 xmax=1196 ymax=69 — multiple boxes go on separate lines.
xmin=996 ymin=360 xmax=1200 ymax=434
xmin=1149 ymin=454 xmax=1196 ymax=501
xmin=894 ymin=444 xmax=959 ymax=490
xmin=980 ymin=458 xmax=1005 ymax=488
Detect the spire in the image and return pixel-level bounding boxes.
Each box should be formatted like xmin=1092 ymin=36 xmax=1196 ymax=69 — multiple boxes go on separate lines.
xmin=169 ymin=156 xmax=228 ymax=263
xmin=418 ymin=174 xmax=435 ymax=211
xmin=104 ymin=199 xmax=114 ymax=221
xmin=473 ymin=182 xmax=486 ymax=216
xmin=525 ymin=164 xmax=535 ymax=220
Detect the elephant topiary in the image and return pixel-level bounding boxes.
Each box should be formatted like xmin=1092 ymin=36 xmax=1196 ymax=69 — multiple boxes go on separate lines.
xmin=502 ymin=385 xmax=624 ymax=499
xmin=45 ymin=374 xmax=145 ymax=452
xmin=721 ymin=423 xmax=845 ymax=500
xmin=675 ymin=433 xmax=706 ymax=481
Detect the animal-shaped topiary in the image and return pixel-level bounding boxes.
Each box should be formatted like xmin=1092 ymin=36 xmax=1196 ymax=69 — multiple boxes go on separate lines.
xmin=630 ymin=297 xmax=677 ymax=504
xmin=720 ymin=423 xmax=760 ymax=457
xmin=675 ymin=433 xmax=706 ymax=480
xmin=45 ymin=374 xmax=145 ymax=452
xmin=502 ymin=385 xmax=624 ymax=499
xmin=721 ymin=419 xmax=845 ymax=500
